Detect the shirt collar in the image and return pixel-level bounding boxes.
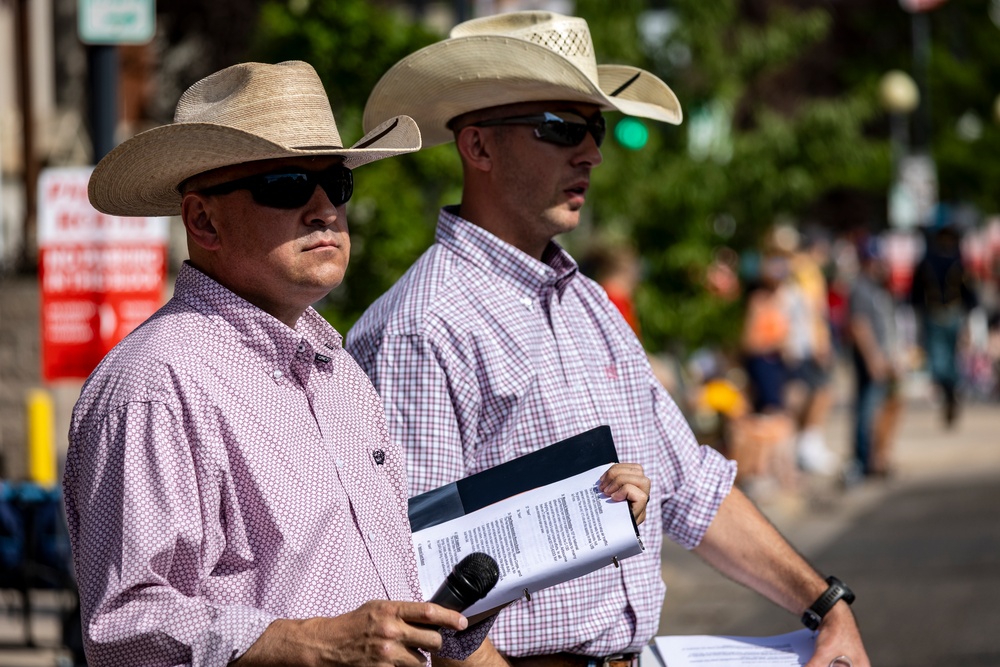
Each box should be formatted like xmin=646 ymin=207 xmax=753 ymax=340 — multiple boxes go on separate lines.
xmin=173 ymin=262 xmax=342 ymax=372
xmin=435 ymin=206 xmax=578 ymax=296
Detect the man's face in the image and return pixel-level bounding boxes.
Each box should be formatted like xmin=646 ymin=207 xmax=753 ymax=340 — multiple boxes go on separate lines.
xmin=478 ymin=101 xmax=604 ymax=255
xmin=183 ymin=155 xmax=351 ymax=325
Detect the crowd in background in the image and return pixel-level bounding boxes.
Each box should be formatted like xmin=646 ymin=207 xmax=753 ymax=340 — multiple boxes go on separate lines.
xmin=586 ymin=211 xmax=1000 ymax=503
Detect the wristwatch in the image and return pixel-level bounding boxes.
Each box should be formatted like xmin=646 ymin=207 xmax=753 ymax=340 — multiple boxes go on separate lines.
xmin=801 ymin=576 xmax=855 ymax=631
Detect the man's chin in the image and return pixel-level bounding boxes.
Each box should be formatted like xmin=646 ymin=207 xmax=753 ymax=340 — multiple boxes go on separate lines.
xmin=553 ymin=212 xmax=582 ymax=234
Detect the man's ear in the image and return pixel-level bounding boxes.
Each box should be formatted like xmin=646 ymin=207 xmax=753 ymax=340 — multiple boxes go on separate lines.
xmin=455 ymin=125 xmax=495 ymax=174
xmin=181 ymin=192 xmax=222 ymax=251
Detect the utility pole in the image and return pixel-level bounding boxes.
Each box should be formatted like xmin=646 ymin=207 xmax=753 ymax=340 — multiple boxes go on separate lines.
xmin=910 ymin=10 xmax=932 ymax=152
xmin=87 ymin=44 xmax=119 ymax=162
xmin=15 ymin=0 xmax=39 ymax=273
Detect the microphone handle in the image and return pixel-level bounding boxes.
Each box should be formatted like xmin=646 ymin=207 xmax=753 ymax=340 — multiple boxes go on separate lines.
xmin=428 ymin=579 xmax=468 ymax=612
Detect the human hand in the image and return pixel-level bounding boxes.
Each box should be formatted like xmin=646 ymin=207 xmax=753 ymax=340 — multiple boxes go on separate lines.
xmin=234 ymin=600 xmax=468 ymax=666
xmin=805 ymin=603 xmax=871 ymax=667
xmin=599 ymin=463 xmax=651 ymax=525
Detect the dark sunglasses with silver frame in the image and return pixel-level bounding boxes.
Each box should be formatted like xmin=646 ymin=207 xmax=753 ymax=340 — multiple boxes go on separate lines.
xmin=472 ymin=111 xmax=606 ymax=148
xmin=198 ymin=165 xmax=354 ymax=210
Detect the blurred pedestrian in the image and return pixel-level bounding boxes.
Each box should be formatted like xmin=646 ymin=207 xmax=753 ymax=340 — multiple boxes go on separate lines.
xmin=846 ymin=237 xmax=897 ymax=483
xmin=583 ymin=242 xmax=643 ymax=338
xmin=909 ymin=222 xmax=978 ymax=427
xmin=738 ymin=230 xmax=801 ymax=495
xmin=787 ymin=229 xmax=839 ymax=475
xmin=741 ymin=246 xmax=792 ymax=415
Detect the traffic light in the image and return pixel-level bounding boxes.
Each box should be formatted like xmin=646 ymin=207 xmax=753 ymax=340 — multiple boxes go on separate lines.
xmin=614 ymin=118 xmax=649 ymax=150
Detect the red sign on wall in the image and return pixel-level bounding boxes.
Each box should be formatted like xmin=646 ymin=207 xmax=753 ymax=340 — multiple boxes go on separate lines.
xmin=38 ymin=167 xmax=169 ymax=380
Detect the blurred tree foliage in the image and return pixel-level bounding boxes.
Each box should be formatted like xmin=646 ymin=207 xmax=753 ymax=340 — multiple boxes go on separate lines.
xmin=575 ymin=0 xmax=888 ymax=353
xmin=242 ymin=0 xmax=1000 ymax=353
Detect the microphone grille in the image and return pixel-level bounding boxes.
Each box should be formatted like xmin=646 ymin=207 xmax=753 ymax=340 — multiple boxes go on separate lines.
xmin=456 ymin=552 xmax=500 ymax=597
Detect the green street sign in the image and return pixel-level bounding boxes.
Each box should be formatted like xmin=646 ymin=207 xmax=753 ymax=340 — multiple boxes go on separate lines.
xmin=79 ymin=0 xmax=156 ymax=45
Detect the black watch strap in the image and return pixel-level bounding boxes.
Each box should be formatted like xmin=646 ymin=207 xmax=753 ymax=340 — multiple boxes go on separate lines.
xmin=801 ymin=576 xmax=855 ymax=631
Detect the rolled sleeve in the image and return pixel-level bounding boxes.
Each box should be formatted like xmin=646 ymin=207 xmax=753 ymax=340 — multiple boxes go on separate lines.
xmin=652 ymin=384 xmax=737 ymax=550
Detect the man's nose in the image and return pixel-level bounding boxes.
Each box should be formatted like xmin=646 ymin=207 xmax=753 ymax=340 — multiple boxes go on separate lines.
xmin=574 ymin=132 xmax=603 ymax=168
xmin=303 ymin=185 xmax=343 ymax=227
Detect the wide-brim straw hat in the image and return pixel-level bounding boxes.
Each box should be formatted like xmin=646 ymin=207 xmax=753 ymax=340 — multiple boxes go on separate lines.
xmin=90 ymin=60 xmax=422 ymax=217
xmin=363 ymin=11 xmax=682 ymax=148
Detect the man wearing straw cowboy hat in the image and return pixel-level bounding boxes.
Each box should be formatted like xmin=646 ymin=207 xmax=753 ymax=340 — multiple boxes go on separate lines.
xmin=349 ymin=12 xmax=869 ymax=667
xmin=63 ymin=60 xmax=498 ymax=667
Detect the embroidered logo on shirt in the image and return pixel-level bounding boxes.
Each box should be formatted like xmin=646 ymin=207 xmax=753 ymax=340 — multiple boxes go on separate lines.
xmin=372 ymin=449 xmax=386 ymax=465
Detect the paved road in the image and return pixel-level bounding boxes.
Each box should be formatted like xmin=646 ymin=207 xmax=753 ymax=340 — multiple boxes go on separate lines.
xmin=2 ymin=379 xmax=997 ymax=666
xmin=658 ymin=391 xmax=1000 ymax=666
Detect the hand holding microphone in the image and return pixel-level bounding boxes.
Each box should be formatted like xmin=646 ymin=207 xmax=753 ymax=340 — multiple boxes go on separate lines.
xmin=428 ymin=552 xmax=500 ymax=613
xmin=234 ymin=554 xmax=500 ymax=665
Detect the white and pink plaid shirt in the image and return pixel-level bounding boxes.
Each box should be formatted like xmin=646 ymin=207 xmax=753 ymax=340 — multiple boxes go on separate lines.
xmin=64 ymin=262 xmax=483 ymax=666
xmin=347 ymin=207 xmax=737 ymax=658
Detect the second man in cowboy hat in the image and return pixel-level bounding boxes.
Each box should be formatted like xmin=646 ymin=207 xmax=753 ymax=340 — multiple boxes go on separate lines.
xmin=64 ymin=60 xmax=497 ymax=666
xmin=348 ymin=11 xmax=870 ymax=667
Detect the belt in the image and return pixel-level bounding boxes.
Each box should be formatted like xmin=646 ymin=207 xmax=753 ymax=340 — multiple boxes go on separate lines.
xmin=505 ymin=652 xmax=639 ymax=667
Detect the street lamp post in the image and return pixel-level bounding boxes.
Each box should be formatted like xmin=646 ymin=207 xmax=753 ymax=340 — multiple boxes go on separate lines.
xmin=879 ymin=70 xmax=924 ymax=228
xmin=879 ymin=70 xmax=920 ymax=169
xmin=878 ymin=70 xmax=924 ymax=367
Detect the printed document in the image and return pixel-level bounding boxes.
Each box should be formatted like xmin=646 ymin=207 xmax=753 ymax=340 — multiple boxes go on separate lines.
xmin=411 ymin=464 xmax=643 ymax=617
xmin=651 ymin=629 xmax=815 ymax=666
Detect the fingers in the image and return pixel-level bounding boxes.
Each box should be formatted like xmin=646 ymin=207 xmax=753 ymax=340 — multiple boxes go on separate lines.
xmin=340 ymin=600 xmax=468 ymax=665
xmin=599 ymin=463 xmax=651 ymax=525
xmin=397 ymin=600 xmax=469 ymax=633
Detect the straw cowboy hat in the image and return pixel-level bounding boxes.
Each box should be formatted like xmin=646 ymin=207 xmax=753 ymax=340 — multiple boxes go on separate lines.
xmin=89 ymin=60 xmax=422 ymax=217
xmin=363 ymin=11 xmax=682 ymax=148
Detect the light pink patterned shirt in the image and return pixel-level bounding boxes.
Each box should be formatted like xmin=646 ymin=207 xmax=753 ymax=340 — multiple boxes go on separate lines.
xmin=347 ymin=207 xmax=737 ymax=658
xmin=64 ymin=262 xmax=479 ymax=666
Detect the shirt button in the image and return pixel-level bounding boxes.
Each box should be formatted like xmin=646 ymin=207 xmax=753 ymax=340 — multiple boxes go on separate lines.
xmin=336 ymin=458 xmax=345 ymax=468
xmin=519 ymin=297 xmax=533 ymax=310
xmin=368 ymin=531 xmax=377 ymax=542
xmin=272 ymin=369 xmax=284 ymax=379
xmin=297 ymin=343 xmax=306 ymax=352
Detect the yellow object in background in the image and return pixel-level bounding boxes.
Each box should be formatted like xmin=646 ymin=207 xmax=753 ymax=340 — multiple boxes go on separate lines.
xmin=699 ymin=379 xmax=750 ymax=419
xmin=26 ymin=389 xmax=57 ymax=488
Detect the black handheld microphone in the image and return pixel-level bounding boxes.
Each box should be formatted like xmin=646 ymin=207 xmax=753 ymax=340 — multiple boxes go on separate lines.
xmin=429 ymin=552 xmax=500 ymax=612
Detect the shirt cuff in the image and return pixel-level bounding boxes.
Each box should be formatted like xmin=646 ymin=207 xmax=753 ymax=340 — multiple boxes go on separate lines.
xmin=192 ymin=605 xmax=278 ymax=667
xmin=436 ymin=613 xmax=497 ymax=660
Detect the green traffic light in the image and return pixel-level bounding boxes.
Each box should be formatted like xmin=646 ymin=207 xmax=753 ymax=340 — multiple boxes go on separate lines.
xmin=614 ymin=118 xmax=649 ymax=150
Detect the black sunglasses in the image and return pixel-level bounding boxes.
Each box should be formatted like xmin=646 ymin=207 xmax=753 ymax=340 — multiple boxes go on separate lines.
xmin=198 ymin=165 xmax=354 ymax=209
xmin=472 ymin=111 xmax=606 ymax=148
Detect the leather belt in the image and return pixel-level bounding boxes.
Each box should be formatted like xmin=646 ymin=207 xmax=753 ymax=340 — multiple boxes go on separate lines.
xmin=505 ymin=652 xmax=639 ymax=667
